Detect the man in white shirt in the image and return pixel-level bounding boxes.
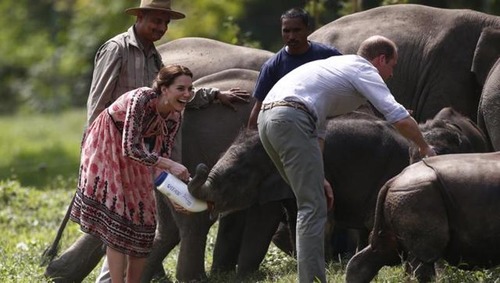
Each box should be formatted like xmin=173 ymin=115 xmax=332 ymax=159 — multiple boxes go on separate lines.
xmin=257 ymin=35 xmax=436 ymax=283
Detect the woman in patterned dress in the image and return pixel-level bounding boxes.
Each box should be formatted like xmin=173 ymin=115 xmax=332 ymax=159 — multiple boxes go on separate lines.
xmin=70 ymin=64 xmax=194 ymax=283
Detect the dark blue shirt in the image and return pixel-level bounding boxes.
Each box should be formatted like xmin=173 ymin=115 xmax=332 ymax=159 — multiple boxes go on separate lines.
xmin=253 ymin=41 xmax=342 ymax=101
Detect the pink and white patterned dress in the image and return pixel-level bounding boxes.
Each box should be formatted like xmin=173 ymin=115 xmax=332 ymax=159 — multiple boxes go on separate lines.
xmin=70 ymin=87 xmax=181 ymax=257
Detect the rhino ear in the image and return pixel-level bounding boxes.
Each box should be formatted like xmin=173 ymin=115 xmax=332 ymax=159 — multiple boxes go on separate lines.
xmin=472 ymin=27 xmax=500 ymax=86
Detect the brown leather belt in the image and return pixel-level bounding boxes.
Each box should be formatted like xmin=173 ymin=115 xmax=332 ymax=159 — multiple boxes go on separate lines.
xmin=262 ymin=100 xmax=316 ymax=121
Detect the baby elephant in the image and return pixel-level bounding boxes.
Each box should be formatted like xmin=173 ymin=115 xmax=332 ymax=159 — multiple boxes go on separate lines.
xmin=346 ymin=152 xmax=500 ymax=283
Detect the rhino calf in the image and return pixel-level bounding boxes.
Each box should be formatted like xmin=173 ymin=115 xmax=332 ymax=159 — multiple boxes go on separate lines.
xmin=346 ymin=152 xmax=500 ymax=283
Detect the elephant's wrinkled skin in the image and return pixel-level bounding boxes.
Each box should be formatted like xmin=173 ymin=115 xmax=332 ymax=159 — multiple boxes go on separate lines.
xmin=346 ymin=152 xmax=500 ymax=283
xmin=157 ymin=37 xmax=273 ymax=80
xmin=478 ymin=50 xmax=500 ymax=150
xmin=309 ymin=4 xmax=500 ymax=149
xmin=409 ymin=107 xmax=489 ymax=163
xmin=186 ymin=108 xmax=488 ymax=277
xmin=151 ymin=69 xmax=258 ymax=282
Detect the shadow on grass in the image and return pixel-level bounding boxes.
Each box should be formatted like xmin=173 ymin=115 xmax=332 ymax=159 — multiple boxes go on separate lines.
xmin=0 ymin=143 xmax=80 ymax=190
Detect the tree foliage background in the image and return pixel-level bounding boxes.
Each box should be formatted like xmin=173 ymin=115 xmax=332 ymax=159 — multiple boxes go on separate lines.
xmin=0 ymin=0 xmax=498 ymax=115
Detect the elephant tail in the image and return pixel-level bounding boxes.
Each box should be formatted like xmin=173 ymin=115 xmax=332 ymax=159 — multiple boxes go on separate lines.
xmin=370 ymin=177 xmax=397 ymax=252
xmin=40 ymin=193 xmax=75 ymax=266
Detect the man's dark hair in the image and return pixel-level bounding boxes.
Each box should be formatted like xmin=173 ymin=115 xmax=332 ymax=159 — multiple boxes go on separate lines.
xmin=281 ymin=7 xmax=311 ymax=29
xmin=357 ymin=35 xmax=398 ymax=62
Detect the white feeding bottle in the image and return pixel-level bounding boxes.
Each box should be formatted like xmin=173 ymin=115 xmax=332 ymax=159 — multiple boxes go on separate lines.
xmin=154 ymin=171 xmax=208 ymax=212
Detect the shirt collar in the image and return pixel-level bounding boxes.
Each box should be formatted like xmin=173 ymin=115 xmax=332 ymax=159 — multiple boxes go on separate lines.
xmin=127 ymin=26 xmax=161 ymax=58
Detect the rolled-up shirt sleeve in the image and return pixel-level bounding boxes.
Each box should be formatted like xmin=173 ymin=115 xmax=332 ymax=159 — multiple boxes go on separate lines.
xmin=353 ymin=66 xmax=409 ymax=123
xmin=185 ymin=87 xmax=219 ymax=109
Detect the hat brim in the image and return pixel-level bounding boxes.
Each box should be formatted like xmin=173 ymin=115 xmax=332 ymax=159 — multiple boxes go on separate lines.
xmin=125 ymin=8 xmax=186 ymax=20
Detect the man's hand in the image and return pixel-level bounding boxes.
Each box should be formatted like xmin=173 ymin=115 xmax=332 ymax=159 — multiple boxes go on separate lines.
xmin=324 ymin=179 xmax=334 ymax=211
xmin=217 ymin=88 xmax=250 ymax=111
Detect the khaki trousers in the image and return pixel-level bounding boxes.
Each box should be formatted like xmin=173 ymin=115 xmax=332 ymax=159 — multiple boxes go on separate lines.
xmin=258 ymin=106 xmax=327 ymax=283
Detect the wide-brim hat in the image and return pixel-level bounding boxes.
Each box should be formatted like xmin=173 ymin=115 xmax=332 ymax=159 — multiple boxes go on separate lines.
xmin=125 ymin=0 xmax=186 ymax=20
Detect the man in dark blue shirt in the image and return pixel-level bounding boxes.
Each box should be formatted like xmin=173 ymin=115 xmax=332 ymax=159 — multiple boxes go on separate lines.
xmin=247 ymin=7 xmax=342 ymax=129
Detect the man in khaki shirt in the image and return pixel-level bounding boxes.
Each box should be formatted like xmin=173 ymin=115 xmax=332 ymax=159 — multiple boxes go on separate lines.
xmin=87 ymin=1 xmax=248 ymax=125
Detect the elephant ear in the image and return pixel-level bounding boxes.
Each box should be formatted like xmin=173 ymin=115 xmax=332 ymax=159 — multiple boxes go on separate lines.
xmin=471 ymin=27 xmax=500 ymax=86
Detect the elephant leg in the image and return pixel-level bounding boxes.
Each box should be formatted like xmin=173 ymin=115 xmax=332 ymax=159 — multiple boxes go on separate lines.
xmin=141 ymin=193 xmax=181 ymax=282
xmin=271 ymin=219 xmax=293 ymax=256
xmin=173 ymin=208 xmax=214 ymax=282
xmin=329 ymin=226 xmax=359 ymax=261
xmin=345 ymin=244 xmax=400 ymax=283
xmin=271 ymin=198 xmax=297 ymax=257
xmin=211 ymin=210 xmax=246 ymax=274
xmin=355 ymin=228 xmax=370 ymax=251
xmin=236 ymin=201 xmax=285 ymax=278
xmin=45 ymin=233 xmax=105 ymax=282
xmin=326 ymin=219 xmax=365 ymax=263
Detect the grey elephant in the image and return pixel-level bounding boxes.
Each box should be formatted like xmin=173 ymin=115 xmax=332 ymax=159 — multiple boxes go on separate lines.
xmin=345 ymin=152 xmax=500 ymax=283
xmin=147 ymin=68 xmax=258 ymax=282
xmin=409 ymin=107 xmax=489 ymax=163
xmin=185 ymin=107 xmax=488 ymax=278
xmin=477 ymin=35 xmax=500 ymax=150
xmin=309 ymin=4 xmax=500 ymax=150
xmin=157 ymin=37 xmax=273 ymax=81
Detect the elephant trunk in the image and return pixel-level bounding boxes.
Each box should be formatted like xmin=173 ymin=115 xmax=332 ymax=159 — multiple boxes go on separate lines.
xmin=187 ymin=163 xmax=213 ymax=201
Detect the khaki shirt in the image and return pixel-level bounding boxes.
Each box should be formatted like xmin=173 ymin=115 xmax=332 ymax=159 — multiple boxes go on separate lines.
xmin=86 ymin=26 xmax=163 ymax=125
xmin=86 ymin=26 xmax=218 ymax=126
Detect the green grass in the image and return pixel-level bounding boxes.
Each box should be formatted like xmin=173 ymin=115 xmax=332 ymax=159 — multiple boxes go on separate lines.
xmin=1 ymin=109 xmax=500 ymax=282
xmin=0 ymin=109 xmax=85 ymax=189
xmin=0 ymin=180 xmax=80 ymax=282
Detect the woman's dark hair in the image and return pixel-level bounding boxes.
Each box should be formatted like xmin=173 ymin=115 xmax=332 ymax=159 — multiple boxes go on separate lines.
xmin=152 ymin=64 xmax=193 ymax=93
xmin=281 ymin=7 xmax=310 ymax=29
xmin=357 ymin=35 xmax=398 ymax=62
